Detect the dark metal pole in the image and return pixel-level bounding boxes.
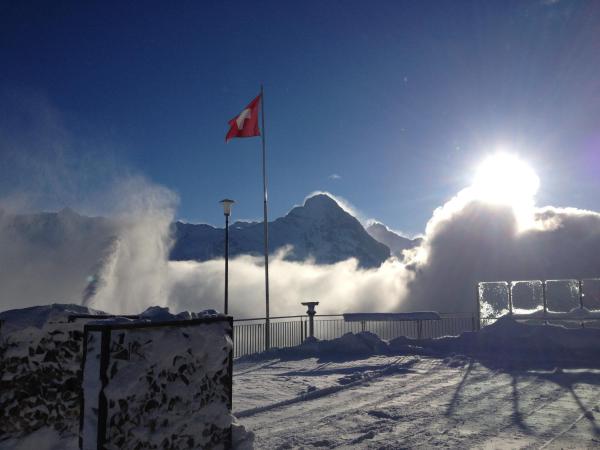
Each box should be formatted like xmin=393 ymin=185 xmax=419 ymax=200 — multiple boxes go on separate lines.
xmin=507 ymin=281 xmax=513 ymax=315
xmin=542 ymin=280 xmax=547 ymax=325
xmin=220 ymin=198 xmax=234 ymax=315
xmin=475 ymin=282 xmax=481 ymax=331
xmin=579 ymin=279 xmax=585 ymax=328
xmin=224 ymin=213 xmax=229 ymax=315
xmin=260 ymin=84 xmax=271 ymax=350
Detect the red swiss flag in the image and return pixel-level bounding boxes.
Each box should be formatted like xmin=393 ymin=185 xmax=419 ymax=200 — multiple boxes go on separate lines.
xmin=225 ymin=94 xmax=261 ymax=143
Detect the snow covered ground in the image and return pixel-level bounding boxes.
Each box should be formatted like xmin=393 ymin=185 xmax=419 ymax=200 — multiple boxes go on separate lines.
xmin=3 ymin=305 xmax=600 ymax=449
xmin=233 ymin=324 xmax=600 ymax=449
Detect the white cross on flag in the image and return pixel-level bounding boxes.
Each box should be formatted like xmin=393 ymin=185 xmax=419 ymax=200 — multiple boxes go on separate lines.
xmin=225 ymin=94 xmax=261 ymax=142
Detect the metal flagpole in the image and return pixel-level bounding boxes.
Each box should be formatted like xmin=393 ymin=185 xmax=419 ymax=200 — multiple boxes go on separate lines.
xmin=260 ymin=84 xmax=271 ymax=350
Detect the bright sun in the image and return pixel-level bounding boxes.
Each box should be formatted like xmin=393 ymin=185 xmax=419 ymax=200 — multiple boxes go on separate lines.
xmin=472 ymin=153 xmax=540 ymax=206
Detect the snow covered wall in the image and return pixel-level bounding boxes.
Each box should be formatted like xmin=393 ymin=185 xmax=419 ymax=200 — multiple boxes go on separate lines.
xmin=80 ymin=317 xmax=233 ymax=450
xmin=0 ymin=304 xmax=105 ymax=443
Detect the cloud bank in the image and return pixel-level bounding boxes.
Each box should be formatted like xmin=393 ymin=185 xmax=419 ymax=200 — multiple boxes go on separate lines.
xmin=162 ymin=187 xmax=600 ymax=317
xmin=402 ymin=187 xmax=600 ymax=312
xmin=166 ymin=249 xmax=411 ymax=318
xmin=2 ymin=180 xmax=600 ymax=318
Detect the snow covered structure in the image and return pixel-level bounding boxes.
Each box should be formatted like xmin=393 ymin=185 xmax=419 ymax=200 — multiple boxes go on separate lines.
xmin=478 ymin=278 xmax=600 ymax=325
xmin=80 ymin=316 xmax=233 ymax=450
xmin=0 ymin=304 xmax=105 ymax=443
xmin=0 ymin=304 xmax=235 ymax=450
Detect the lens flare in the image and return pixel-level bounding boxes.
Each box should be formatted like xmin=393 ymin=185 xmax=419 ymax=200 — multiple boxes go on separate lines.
xmin=471 ymin=153 xmax=540 ymax=229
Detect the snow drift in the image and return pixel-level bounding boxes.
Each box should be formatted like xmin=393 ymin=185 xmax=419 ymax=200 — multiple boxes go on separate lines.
xmin=244 ymin=317 xmax=600 ymax=368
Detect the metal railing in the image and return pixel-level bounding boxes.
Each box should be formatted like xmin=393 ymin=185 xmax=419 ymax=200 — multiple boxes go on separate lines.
xmin=233 ymin=315 xmax=307 ymax=358
xmin=233 ymin=313 xmax=476 ymax=358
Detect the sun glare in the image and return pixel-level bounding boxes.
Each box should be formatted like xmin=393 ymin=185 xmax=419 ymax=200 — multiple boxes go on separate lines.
xmin=472 ymin=153 xmax=540 ymax=205
xmin=471 ymin=153 xmax=540 ymax=229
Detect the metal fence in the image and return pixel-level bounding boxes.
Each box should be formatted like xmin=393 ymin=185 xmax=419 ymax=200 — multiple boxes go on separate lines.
xmin=233 ymin=313 xmax=476 ymax=358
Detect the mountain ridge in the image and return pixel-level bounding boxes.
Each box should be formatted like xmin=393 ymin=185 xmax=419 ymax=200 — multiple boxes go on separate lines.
xmin=0 ymin=194 xmax=398 ymax=275
xmin=171 ymin=194 xmax=391 ymax=268
xmin=365 ymin=222 xmax=422 ymax=259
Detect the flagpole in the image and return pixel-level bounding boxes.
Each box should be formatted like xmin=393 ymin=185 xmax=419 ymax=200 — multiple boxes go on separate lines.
xmin=260 ymin=84 xmax=271 ymax=350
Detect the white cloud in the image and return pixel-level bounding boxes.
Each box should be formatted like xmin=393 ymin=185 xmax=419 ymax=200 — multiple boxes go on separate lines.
xmin=328 ymin=173 xmax=341 ymax=180
xmin=402 ymin=187 xmax=600 ymax=313
xmin=167 ymin=248 xmax=411 ymax=318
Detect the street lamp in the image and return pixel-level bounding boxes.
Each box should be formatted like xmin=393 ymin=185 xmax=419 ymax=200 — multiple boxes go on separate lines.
xmin=220 ymin=199 xmax=235 ymax=315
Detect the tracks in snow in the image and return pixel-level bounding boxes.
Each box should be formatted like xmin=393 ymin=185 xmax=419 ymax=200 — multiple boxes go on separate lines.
xmin=236 ymin=357 xmax=600 ymax=449
xmin=236 ymin=357 xmax=416 ymax=418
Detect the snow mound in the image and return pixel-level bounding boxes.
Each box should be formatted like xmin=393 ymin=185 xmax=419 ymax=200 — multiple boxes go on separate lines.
xmin=241 ymin=317 xmax=600 ymax=367
xmin=86 ymin=306 xmax=225 ymax=325
xmin=241 ymin=332 xmax=391 ymax=361
xmin=318 ymin=331 xmax=389 ymax=356
xmin=138 ymin=305 xmax=222 ymax=321
xmin=0 ymin=303 xmax=105 ymax=334
xmin=390 ymin=316 xmax=600 ymax=366
xmin=0 ymin=303 xmax=225 ymax=335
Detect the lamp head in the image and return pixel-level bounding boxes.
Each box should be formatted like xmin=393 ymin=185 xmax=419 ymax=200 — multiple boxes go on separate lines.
xmin=219 ymin=198 xmax=235 ymax=216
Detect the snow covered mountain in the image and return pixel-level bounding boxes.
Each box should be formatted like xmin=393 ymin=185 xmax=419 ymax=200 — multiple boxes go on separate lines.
xmin=171 ymin=194 xmax=390 ymax=268
xmin=366 ymin=222 xmax=421 ymax=259
xmin=0 ymin=194 xmax=391 ymax=307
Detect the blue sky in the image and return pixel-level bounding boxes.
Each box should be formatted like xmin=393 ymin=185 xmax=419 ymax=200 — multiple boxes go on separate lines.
xmin=1 ymin=0 xmax=599 ymax=234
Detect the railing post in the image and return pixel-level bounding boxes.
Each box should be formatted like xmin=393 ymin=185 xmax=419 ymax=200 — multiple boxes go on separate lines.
xmin=300 ymin=318 xmax=305 ymax=343
xmin=475 ymin=282 xmax=481 ymax=331
xmin=579 ymin=279 xmax=585 ymax=328
xmin=301 ymin=301 xmax=319 ymax=339
xmin=542 ymin=280 xmax=547 ymax=313
xmin=507 ymin=281 xmax=513 ymax=315
xmin=542 ymin=280 xmax=547 ymax=325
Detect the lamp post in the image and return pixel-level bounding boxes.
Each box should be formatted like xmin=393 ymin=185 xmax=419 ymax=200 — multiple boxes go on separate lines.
xmin=220 ymin=199 xmax=235 ymax=315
